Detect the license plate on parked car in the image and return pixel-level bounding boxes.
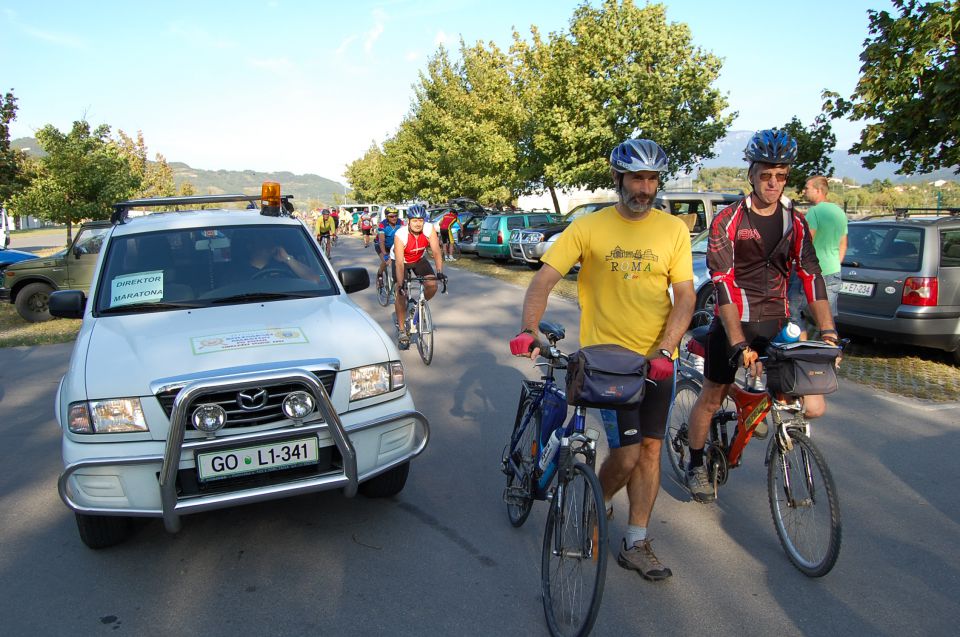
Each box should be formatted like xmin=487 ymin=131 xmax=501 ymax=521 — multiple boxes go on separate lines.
xmin=840 ymin=281 xmax=875 ymax=297
xmin=479 ymin=236 xmax=491 ymax=242
xmin=196 ymin=437 xmax=319 ymax=482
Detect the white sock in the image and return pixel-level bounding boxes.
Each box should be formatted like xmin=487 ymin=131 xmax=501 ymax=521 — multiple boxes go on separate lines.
xmin=625 ymin=525 xmax=647 ymax=547
xmin=604 ymin=499 xmax=613 ymax=517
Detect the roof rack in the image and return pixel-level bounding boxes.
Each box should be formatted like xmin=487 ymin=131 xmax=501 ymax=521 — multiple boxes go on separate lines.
xmin=110 ymin=193 xmax=295 ymax=225
xmin=892 ymin=207 xmax=960 ymax=220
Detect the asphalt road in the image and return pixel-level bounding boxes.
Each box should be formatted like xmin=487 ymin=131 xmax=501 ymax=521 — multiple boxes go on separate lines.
xmin=0 ymin=234 xmax=957 ymax=636
xmin=8 ymin=227 xmax=69 ymax=253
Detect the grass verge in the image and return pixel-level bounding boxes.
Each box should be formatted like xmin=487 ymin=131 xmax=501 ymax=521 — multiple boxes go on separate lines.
xmin=450 ymin=255 xmax=960 ymax=402
xmin=0 ymin=302 xmax=81 ymax=347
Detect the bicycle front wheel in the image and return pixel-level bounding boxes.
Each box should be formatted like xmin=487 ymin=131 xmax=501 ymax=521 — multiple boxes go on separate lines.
xmin=541 ymin=461 xmax=607 ymax=637
xmin=665 ymin=377 xmax=701 ymax=483
xmin=376 ymin=273 xmax=390 ymax=306
xmin=416 ymin=301 xmax=434 ymax=365
xmin=505 ymin=394 xmax=538 ymax=527
xmin=767 ymin=430 xmax=841 ymax=577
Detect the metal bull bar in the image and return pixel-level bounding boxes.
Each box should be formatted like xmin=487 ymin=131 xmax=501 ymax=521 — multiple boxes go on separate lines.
xmin=159 ymin=367 xmax=356 ymax=533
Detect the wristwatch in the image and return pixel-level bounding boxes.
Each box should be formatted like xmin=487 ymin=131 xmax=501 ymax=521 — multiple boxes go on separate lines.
xmin=658 ymin=348 xmax=672 ymax=359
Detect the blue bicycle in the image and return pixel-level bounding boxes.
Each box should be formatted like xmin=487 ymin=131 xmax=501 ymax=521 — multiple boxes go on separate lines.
xmin=501 ymin=320 xmax=608 ymax=637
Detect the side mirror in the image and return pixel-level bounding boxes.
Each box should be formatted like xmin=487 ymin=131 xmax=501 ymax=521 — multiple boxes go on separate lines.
xmin=337 ymin=267 xmax=370 ymax=294
xmin=49 ymin=289 xmax=86 ymax=319
xmin=73 ymin=246 xmax=83 ymax=259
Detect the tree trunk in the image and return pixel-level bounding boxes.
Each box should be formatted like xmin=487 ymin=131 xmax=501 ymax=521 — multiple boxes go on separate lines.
xmin=66 ymin=219 xmax=73 ymax=246
xmin=548 ymin=185 xmax=561 ymax=215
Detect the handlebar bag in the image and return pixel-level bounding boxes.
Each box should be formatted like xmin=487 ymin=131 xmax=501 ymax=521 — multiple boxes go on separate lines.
xmin=765 ymin=342 xmax=841 ymax=396
xmin=565 ymin=344 xmax=647 ymax=409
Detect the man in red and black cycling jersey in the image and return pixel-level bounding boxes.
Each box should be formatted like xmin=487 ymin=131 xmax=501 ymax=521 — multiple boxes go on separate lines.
xmin=685 ymin=129 xmax=841 ymax=503
xmin=393 ymin=203 xmax=445 ymax=349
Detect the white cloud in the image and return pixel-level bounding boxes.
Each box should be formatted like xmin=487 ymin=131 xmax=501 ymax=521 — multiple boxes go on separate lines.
xmin=405 ymin=51 xmax=419 ymax=62
xmin=434 ymin=30 xmax=451 ymax=47
xmin=335 ymin=34 xmax=358 ymax=58
xmin=167 ymin=22 xmax=235 ymax=49
xmin=4 ymin=9 xmax=86 ymax=49
xmin=364 ymin=21 xmax=385 ymax=53
xmin=246 ymin=56 xmax=297 ymax=76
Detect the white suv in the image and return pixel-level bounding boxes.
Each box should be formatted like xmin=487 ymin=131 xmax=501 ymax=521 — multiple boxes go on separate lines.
xmin=49 ymin=185 xmax=428 ymax=548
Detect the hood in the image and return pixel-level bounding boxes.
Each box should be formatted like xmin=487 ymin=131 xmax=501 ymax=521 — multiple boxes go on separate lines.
xmin=81 ymin=296 xmax=391 ymax=399
xmin=519 ymin=222 xmax=569 ymax=237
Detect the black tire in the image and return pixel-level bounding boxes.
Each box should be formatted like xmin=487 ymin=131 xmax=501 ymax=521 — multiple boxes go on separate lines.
xmin=359 ymin=462 xmax=410 ymax=498
xmin=695 ymin=282 xmax=716 ymax=313
xmin=376 ymin=273 xmax=390 ymax=307
xmin=665 ymin=377 xmax=701 ymax=483
xmin=767 ymin=431 xmax=841 ymax=577
xmin=75 ymin=513 xmax=131 ymax=549
xmin=15 ymin=281 xmax=54 ymax=322
xmin=526 ymin=261 xmax=544 ymax=270
xmin=416 ymin=301 xmax=434 ymax=365
xmin=541 ymin=462 xmax=607 ymax=637
xmin=505 ymin=395 xmax=538 ymax=527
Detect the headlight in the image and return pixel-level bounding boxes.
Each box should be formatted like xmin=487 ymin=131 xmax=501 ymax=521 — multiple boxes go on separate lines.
xmin=69 ymin=398 xmax=149 ymax=434
xmin=350 ymin=362 xmax=404 ymax=401
xmin=525 ymin=232 xmax=544 ymax=243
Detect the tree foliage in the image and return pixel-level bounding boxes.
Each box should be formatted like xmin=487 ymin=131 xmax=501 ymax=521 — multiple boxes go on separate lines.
xmin=0 ymin=89 xmax=30 ymax=207
xmin=115 ymin=130 xmax=175 ymax=199
xmin=779 ymin=115 xmax=836 ymax=192
xmin=8 ymin=120 xmax=141 ymax=241
xmin=345 ymin=0 xmax=734 ymax=208
xmin=823 ymin=0 xmax=960 ymax=174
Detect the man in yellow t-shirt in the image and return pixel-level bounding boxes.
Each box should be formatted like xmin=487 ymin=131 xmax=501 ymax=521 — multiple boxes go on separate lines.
xmin=510 ymin=139 xmax=695 ymax=582
xmin=314 ymin=209 xmax=337 ymax=257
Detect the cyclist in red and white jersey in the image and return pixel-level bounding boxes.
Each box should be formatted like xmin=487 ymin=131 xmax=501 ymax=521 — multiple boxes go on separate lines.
xmin=393 ymin=204 xmax=445 ymax=349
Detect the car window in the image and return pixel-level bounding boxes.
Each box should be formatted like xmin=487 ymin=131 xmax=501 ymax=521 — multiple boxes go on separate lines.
xmin=480 ymin=216 xmax=500 ymax=231
xmin=506 ymin=216 xmax=525 ymax=230
xmin=941 ymin=229 xmax=960 ymax=267
xmin=526 ymin=214 xmax=553 ymax=226
xmin=691 ymin=230 xmax=708 ymax=254
xmin=846 ymin=225 xmax=923 ymax=271
xmin=94 ymin=225 xmax=334 ymax=314
xmin=73 ymin=227 xmax=111 ymax=255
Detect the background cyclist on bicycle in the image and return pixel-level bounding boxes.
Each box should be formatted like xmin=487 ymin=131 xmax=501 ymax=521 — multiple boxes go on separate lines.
xmin=377 ymin=206 xmax=404 ymax=287
xmin=314 ymin=208 xmax=337 ymax=257
xmin=510 ymin=139 xmax=695 ymax=582
xmin=684 ymin=129 xmax=841 ymax=504
xmin=393 ymin=204 xmax=445 ymax=350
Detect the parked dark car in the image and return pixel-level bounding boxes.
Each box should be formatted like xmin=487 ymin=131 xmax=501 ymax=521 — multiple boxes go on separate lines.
xmin=0 ymin=221 xmax=111 ymax=322
xmin=0 ymin=248 xmax=40 ymax=272
xmin=476 ymin=211 xmax=560 ymax=262
xmin=837 ymin=211 xmax=960 ymax=363
xmin=428 ymin=198 xmax=491 ymax=254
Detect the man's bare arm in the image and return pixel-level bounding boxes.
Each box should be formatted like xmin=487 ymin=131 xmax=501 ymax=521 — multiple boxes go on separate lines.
xmin=518 ymin=265 xmax=563 ymax=358
xmin=658 ymin=280 xmax=695 ymax=354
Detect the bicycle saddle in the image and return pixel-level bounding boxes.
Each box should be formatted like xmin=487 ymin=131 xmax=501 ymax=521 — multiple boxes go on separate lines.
xmin=538 ymin=320 xmax=565 ymax=343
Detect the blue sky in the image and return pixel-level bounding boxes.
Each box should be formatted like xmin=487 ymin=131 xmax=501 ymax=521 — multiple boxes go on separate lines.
xmin=3 ymin=0 xmax=893 ymax=184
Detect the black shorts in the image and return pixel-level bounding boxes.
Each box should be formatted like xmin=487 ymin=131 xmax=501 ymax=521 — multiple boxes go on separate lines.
xmin=362 ymin=228 xmax=373 ymax=236
xmin=704 ymin=317 xmax=788 ymax=385
xmin=401 ymin=258 xmax=435 ymax=281
xmin=600 ymin=373 xmax=674 ymax=448
xmin=439 ymin=228 xmax=451 ymax=245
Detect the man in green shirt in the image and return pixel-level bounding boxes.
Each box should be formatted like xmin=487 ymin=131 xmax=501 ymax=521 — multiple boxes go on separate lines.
xmin=789 ymin=175 xmax=847 ymax=330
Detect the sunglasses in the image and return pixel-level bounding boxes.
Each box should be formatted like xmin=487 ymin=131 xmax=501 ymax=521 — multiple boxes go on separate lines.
xmin=758 ymin=171 xmax=789 ymax=183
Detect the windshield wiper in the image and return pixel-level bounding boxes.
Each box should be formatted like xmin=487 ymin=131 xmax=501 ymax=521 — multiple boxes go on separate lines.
xmin=209 ymin=292 xmax=315 ymax=304
xmin=100 ymin=301 xmax=204 ymax=314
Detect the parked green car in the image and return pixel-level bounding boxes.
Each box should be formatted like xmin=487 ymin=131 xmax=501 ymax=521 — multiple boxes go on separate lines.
xmin=475 ymin=211 xmax=559 ymax=262
xmin=0 ymin=221 xmax=111 ymax=322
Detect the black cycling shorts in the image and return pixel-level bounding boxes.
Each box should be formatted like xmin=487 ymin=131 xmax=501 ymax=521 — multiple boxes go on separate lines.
xmin=402 ymin=258 xmax=435 ymax=281
xmin=704 ymin=317 xmax=788 ymax=385
xmin=439 ymin=228 xmax=452 ymax=245
xmin=600 ymin=373 xmax=674 ymax=448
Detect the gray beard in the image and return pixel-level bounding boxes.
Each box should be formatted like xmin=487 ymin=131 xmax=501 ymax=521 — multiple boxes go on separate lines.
xmin=619 ymin=190 xmax=653 ymax=214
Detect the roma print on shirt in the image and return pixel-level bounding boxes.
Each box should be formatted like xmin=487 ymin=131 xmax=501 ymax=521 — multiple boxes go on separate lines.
xmin=605 ymin=245 xmax=659 ymax=280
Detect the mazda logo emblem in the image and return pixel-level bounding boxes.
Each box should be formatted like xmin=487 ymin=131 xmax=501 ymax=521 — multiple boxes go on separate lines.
xmin=237 ymin=388 xmax=268 ymax=411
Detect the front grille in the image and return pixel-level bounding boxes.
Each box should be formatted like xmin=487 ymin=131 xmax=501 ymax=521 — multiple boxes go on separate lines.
xmin=156 ymin=370 xmax=336 ymax=429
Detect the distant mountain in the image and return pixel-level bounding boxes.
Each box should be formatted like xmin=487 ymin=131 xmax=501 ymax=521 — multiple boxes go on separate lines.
xmin=12 ymin=137 xmax=348 ymax=206
xmin=700 ymin=130 xmax=957 ymax=184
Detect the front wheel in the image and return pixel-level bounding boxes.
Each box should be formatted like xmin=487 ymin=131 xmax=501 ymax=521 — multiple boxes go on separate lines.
xmin=416 ymin=301 xmax=434 ymax=365
xmin=376 ymin=272 xmax=391 ymax=307
xmin=15 ymin=282 xmax=54 ymax=322
xmin=75 ymin=513 xmax=132 ymax=549
xmin=665 ymin=377 xmax=701 ymax=483
xmin=359 ymin=462 xmax=410 ymax=498
xmin=541 ymin=462 xmax=607 ymax=637
xmin=767 ymin=431 xmax=841 ymax=577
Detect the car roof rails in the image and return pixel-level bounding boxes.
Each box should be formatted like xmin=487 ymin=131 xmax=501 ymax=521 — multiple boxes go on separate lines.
xmin=111 ymin=183 xmax=295 ymax=224
xmin=892 ymin=207 xmax=960 ymax=220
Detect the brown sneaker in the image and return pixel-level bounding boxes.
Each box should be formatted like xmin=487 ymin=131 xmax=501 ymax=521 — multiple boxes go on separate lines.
xmin=617 ymin=538 xmax=672 ymax=581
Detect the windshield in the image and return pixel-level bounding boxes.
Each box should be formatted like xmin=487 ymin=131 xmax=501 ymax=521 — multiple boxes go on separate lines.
xmin=94 ymin=224 xmax=335 ymax=315
xmin=563 ymin=202 xmax=610 ymax=223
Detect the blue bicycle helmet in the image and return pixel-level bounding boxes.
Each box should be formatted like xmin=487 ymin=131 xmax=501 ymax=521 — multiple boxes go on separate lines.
xmin=407 ymin=204 xmax=428 ymax=219
xmin=744 ymin=129 xmax=798 ymax=165
xmin=609 ymin=139 xmax=669 ymax=173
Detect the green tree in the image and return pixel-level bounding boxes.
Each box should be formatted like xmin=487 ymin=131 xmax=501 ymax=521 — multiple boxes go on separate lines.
xmin=0 ymin=89 xmax=30 ymax=209
xmin=8 ymin=120 xmax=141 ymax=243
xmin=779 ymin=115 xmax=836 ymax=193
xmin=823 ymin=0 xmax=960 ymax=174
xmin=344 ymin=142 xmax=388 ymax=203
xmin=115 ymin=130 xmax=176 ymax=199
xmin=519 ymin=0 xmax=733 ymax=199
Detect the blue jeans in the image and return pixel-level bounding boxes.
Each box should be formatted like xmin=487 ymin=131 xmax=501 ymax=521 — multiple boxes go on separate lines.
xmin=789 ymin=272 xmax=841 ymax=327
